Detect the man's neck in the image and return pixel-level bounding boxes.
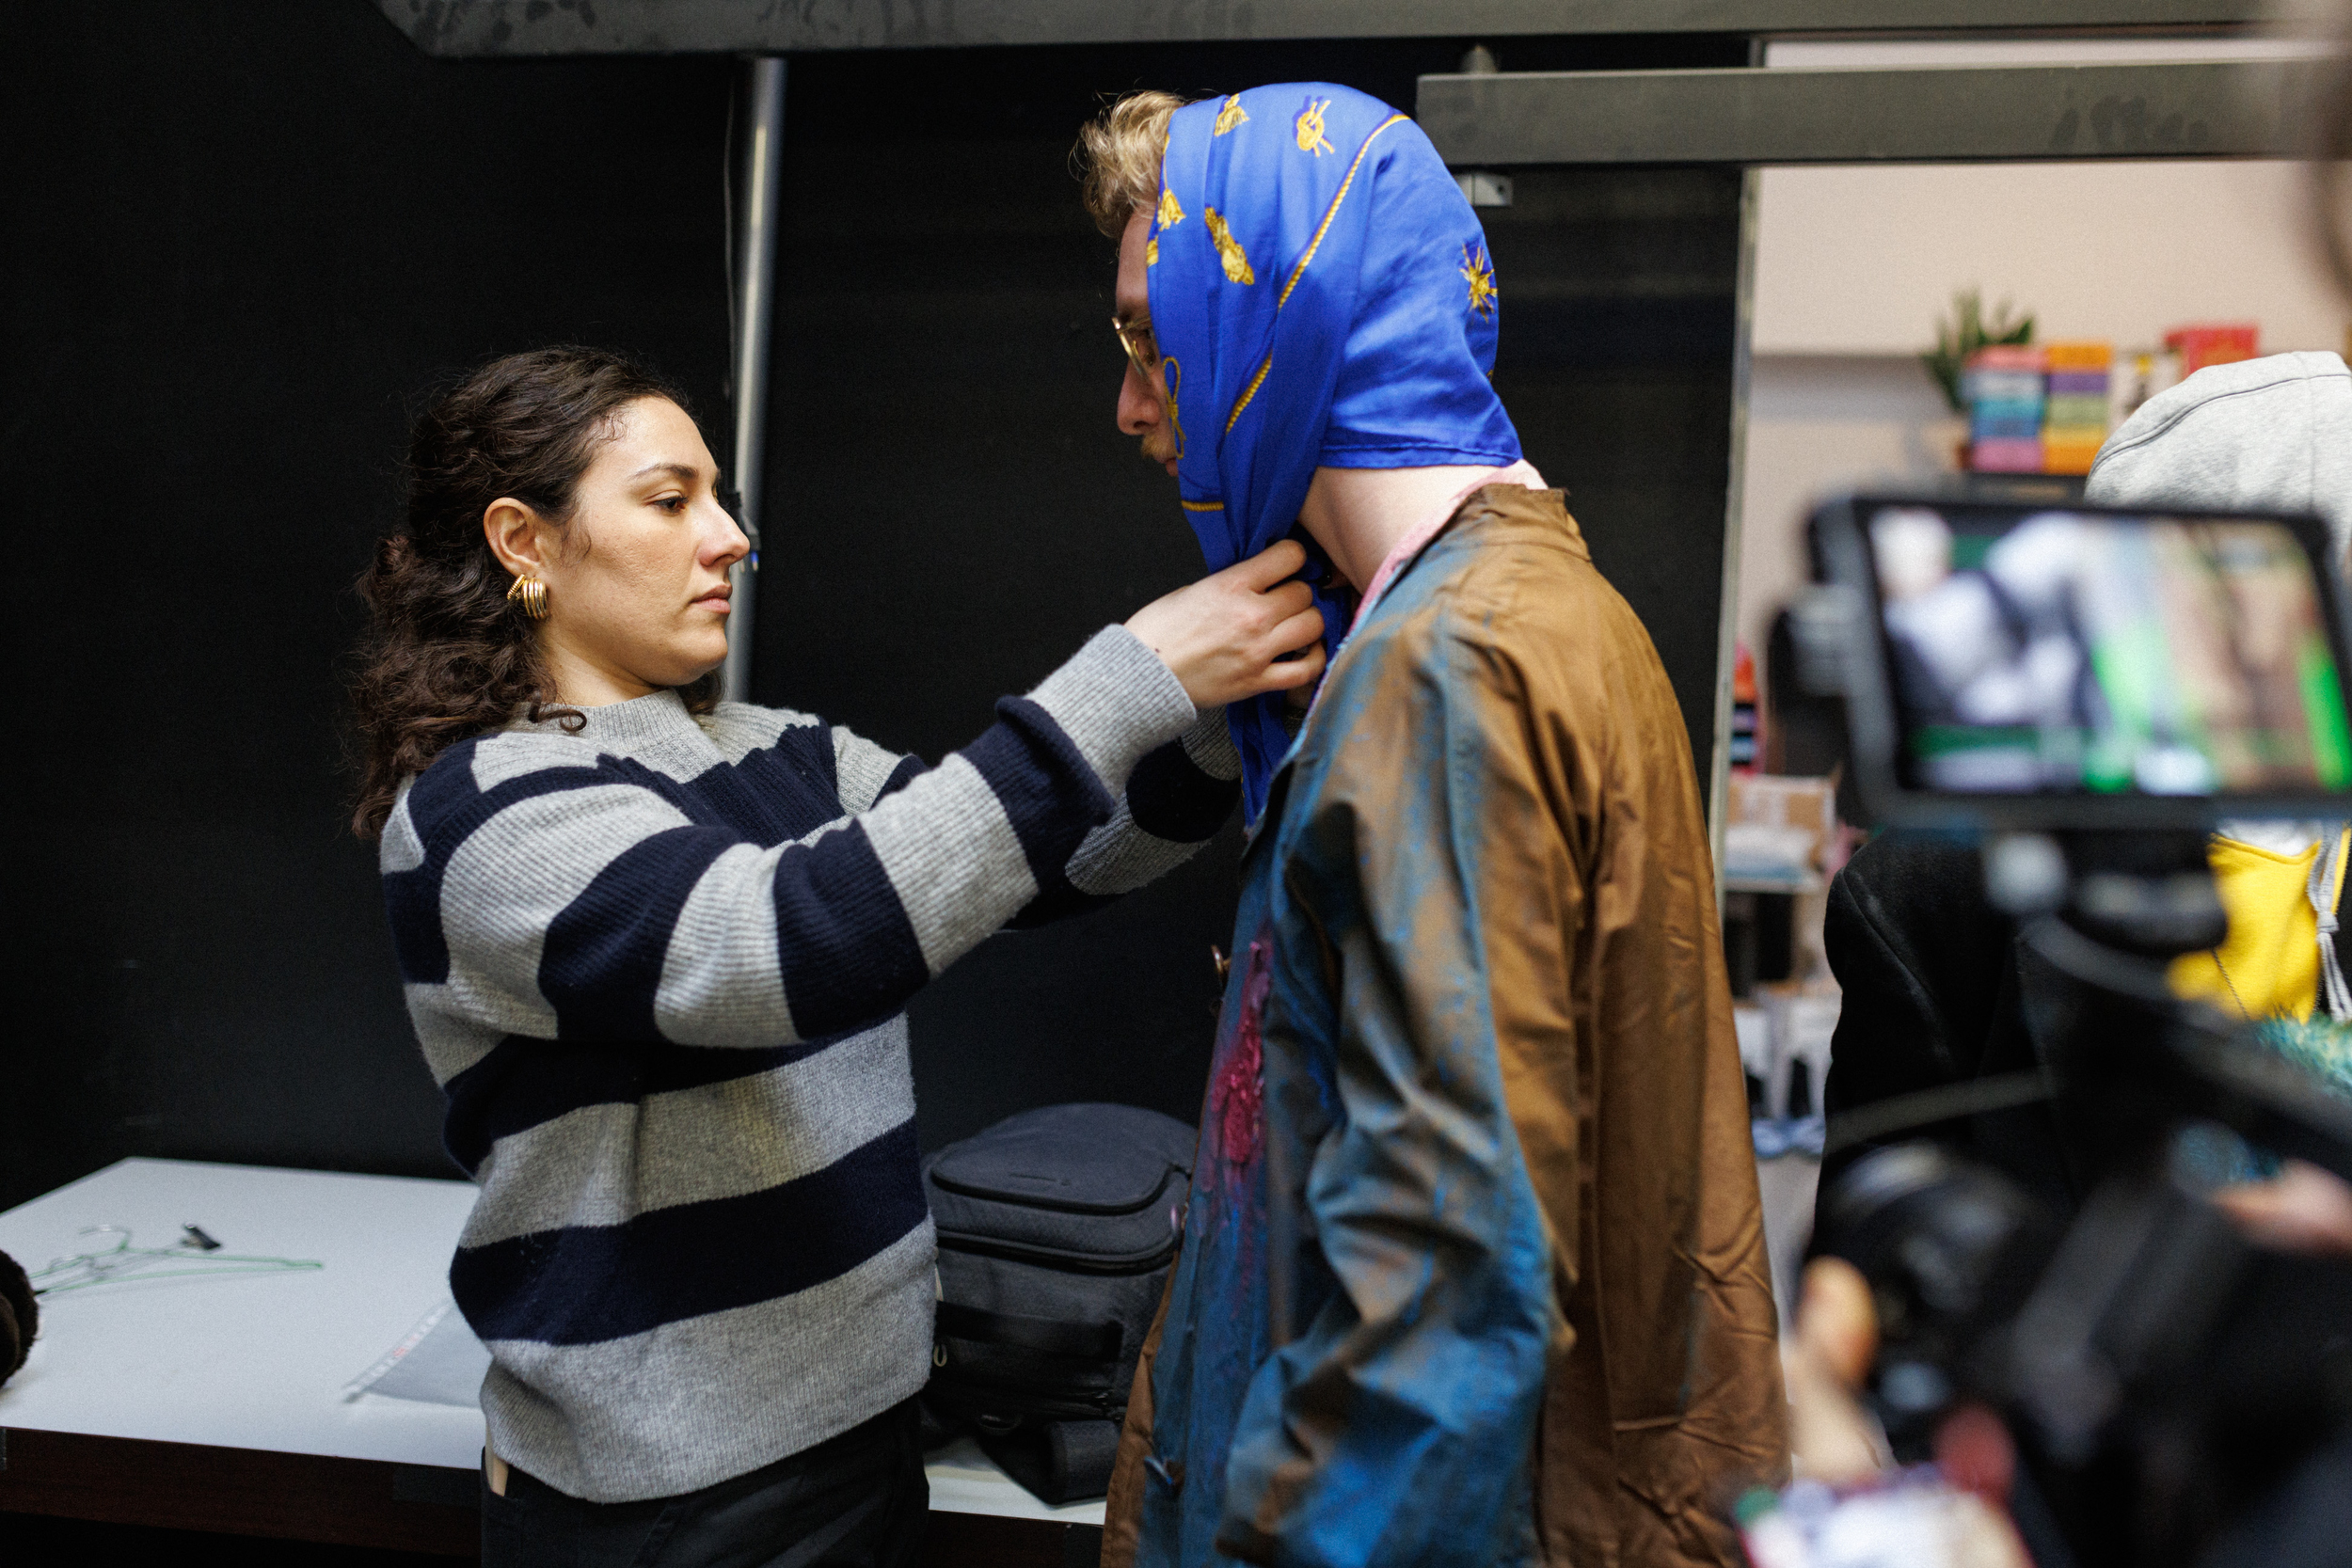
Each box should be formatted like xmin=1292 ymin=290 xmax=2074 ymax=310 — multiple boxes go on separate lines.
xmin=1296 ymin=465 xmax=1507 ymax=592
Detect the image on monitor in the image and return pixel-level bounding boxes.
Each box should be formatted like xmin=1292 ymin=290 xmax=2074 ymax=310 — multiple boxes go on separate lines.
xmin=1867 ymin=503 xmax=2352 ymax=796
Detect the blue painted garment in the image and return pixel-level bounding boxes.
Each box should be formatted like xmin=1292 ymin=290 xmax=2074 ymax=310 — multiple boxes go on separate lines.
xmin=1148 ymin=84 xmax=1522 ymax=822
xmin=1135 ymin=511 xmax=1560 ymax=1568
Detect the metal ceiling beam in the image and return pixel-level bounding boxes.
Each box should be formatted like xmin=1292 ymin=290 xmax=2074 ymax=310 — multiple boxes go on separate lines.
xmin=1417 ymin=57 xmax=2329 ymax=165
xmin=375 ymin=0 xmax=2267 ymax=58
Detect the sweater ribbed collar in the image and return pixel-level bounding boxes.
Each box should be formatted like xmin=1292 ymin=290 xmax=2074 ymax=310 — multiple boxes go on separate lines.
xmin=511 ymin=687 xmax=701 ymax=752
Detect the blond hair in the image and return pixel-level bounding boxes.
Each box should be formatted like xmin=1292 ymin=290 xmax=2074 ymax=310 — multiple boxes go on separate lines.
xmin=1075 ymin=90 xmax=1192 ymax=238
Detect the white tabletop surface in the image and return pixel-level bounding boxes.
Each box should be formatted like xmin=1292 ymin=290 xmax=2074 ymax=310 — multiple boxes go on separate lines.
xmin=0 ymin=1159 xmax=1104 ymax=1525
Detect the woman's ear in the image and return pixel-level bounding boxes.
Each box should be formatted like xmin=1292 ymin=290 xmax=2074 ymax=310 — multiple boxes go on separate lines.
xmin=484 ymin=499 xmax=549 ymax=579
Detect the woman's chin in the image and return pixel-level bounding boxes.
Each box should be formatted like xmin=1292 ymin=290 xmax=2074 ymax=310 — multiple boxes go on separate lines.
xmin=675 ymin=635 xmax=733 ymax=680
xmin=632 ymin=652 xmax=727 ymax=691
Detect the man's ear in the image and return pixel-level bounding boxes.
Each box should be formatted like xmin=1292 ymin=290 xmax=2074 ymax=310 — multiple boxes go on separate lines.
xmin=484 ymin=499 xmax=551 ymax=579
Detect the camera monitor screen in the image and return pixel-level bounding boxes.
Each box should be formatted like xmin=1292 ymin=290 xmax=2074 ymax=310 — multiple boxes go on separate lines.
xmin=1866 ymin=502 xmax=2352 ymax=799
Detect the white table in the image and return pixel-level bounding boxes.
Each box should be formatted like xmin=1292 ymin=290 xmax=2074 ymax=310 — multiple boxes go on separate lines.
xmin=0 ymin=1159 xmax=1103 ymax=1555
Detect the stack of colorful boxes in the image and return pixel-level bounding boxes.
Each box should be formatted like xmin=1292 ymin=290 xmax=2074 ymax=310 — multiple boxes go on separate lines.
xmin=2040 ymin=341 xmax=2113 ymax=476
xmin=1964 ymin=344 xmax=2046 ymax=473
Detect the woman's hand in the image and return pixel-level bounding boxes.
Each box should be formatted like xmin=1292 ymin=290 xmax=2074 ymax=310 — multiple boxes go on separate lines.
xmin=1126 ymin=539 xmax=1328 ymax=709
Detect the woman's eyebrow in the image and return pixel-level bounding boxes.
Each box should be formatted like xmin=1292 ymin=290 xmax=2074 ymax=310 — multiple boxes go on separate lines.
xmin=628 ymin=461 xmax=704 ymax=483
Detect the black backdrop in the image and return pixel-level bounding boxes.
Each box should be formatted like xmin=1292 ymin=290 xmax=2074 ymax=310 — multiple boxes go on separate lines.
xmin=0 ymin=2 xmax=1741 ymax=1212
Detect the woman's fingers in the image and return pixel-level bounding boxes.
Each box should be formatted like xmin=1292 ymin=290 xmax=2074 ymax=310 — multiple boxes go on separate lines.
xmin=1248 ymin=641 xmax=1327 ymax=692
xmin=1122 ymin=540 xmax=1334 ymax=708
xmin=1263 ymin=606 xmax=1327 ymax=657
xmin=1260 ymin=578 xmax=1316 ymax=621
xmin=1224 ymin=537 xmax=1308 ymax=588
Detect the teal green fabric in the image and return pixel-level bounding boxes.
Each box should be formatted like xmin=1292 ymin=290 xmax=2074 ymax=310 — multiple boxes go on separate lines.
xmin=2173 ymin=1015 xmax=2352 ymax=1186
xmin=1132 ymin=515 xmax=1551 ymax=1568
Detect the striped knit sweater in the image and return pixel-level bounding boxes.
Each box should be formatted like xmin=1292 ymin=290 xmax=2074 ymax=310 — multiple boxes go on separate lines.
xmin=379 ymin=626 xmax=1238 ymax=1501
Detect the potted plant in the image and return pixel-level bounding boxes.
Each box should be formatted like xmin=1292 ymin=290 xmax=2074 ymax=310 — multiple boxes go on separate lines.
xmin=1924 ymin=288 xmax=2035 ymax=470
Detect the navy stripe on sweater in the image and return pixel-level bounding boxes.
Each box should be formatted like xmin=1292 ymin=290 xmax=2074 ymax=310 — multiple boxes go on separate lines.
xmin=771 ymin=825 xmax=929 ymax=1039
xmin=963 ymin=696 xmax=1118 ymax=888
xmin=389 ymin=729 xmax=851 ymax=988
xmin=1128 ymin=738 xmax=1239 ymax=844
xmin=543 ymin=828 xmax=735 ymax=1041
xmin=452 ymin=1117 xmax=928 ymax=1344
xmin=388 ymin=758 xmax=612 ymax=987
xmin=877 ymin=753 xmax=927 ymax=801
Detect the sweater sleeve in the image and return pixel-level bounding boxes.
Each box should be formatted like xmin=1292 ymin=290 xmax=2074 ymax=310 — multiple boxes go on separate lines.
xmin=1009 ymin=708 xmax=1243 ymax=925
xmin=385 ymin=626 xmax=1196 ymax=1049
xmin=833 ymin=702 xmax=1243 ymax=930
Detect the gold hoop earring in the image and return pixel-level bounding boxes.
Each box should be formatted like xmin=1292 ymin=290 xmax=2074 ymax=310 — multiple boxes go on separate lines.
xmin=506 ymin=575 xmax=550 ymax=621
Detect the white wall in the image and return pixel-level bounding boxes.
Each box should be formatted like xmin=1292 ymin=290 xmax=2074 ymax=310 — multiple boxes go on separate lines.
xmin=1734 ymin=36 xmax=2352 ymax=682
xmin=1737 ymin=356 xmax=1961 ymax=672
xmin=1753 ymin=161 xmax=2344 ymax=356
xmin=1739 ymin=158 xmax=2350 ymax=673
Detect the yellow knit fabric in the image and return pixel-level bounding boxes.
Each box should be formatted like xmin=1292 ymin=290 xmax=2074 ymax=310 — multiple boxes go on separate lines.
xmin=2169 ymin=832 xmax=2346 ymax=1022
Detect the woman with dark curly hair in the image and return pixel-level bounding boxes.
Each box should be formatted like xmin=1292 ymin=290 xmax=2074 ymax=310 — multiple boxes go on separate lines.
xmin=351 ymin=345 xmax=1324 ymax=1567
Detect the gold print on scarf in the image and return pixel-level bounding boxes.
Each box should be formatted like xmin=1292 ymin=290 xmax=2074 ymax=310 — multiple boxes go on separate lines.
xmin=1162 ymin=356 xmax=1186 ymax=459
xmin=1225 ymin=113 xmax=1409 ymax=438
xmin=1203 ymin=209 xmax=1256 ymax=284
xmin=1147 ymin=237 xmax=1159 ymax=266
xmin=1157 ymin=187 xmax=1184 ymax=230
xmin=1460 ymin=243 xmax=1498 ymax=318
xmin=1214 ymin=95 xmax=1249 ymax=135
xmin=1295 ymin=97 xmax=1335 ymax=156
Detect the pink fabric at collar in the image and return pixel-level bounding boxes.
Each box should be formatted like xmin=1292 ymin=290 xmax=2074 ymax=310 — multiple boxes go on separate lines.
xmin=1346 ymin=460 xmax=1547 ymax=636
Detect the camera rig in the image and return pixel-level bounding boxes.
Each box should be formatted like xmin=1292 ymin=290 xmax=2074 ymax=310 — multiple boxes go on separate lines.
xmin=1797 ymin=492 xmax=2352 ymax=1567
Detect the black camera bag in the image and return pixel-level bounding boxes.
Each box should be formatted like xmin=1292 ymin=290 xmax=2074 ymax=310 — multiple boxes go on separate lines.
xmin=922 ymin=1102 xmax=1195 ymax=1503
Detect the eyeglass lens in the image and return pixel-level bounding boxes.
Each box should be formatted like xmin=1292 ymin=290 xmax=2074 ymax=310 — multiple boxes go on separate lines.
xmin=1116 ymin=318 xmax=1159 ymax=373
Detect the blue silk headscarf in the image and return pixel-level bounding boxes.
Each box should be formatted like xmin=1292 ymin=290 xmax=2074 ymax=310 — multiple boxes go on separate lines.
xmin=1147 ymin=84 xmax=1522 ymax=823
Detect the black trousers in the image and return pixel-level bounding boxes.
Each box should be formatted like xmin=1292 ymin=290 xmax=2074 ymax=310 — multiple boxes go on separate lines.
xmin=480 ymin=1399 xmax=930 ymax=1568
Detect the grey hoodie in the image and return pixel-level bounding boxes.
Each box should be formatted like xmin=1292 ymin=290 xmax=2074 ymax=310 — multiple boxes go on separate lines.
xmin=2085 ymin=348 xmax=2352 ymax=562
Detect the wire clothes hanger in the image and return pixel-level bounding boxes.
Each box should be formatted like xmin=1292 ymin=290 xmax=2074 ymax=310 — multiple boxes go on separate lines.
xmin=30 ymin=1225 xmax=323 ymax=1296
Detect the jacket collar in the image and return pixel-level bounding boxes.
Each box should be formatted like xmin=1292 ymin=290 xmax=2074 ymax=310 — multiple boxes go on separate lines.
xmin=1242 ymin=477 xmax=1581 ymax=849
xmin=1345 ymin=460 xmax=1546 ymax=636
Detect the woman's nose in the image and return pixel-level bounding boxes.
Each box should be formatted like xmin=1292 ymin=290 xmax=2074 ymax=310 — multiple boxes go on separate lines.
xmin=1117 ymin=362 xmax=1162 ymax=437
xmin=704 ymin=502 xmax=752 ymax=567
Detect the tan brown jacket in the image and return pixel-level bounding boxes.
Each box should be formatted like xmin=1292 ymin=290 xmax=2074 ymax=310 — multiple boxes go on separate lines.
xmin=1104 ymin=488 xmax=1788 ymax=1568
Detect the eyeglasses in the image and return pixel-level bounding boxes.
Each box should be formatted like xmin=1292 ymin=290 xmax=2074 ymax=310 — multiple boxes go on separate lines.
xmin=1112 ymin=314 xmax=1162 ymax=380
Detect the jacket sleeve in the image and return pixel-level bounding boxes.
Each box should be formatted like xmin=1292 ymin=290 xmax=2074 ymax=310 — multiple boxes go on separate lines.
xmin=385 ymin=626 xmax=1196 ymax=1049
xmin=1213 ymin=618 xmax=1561 ymax=1568
xmin=1820 ymin=832 xmax=2010 ymax=1187
xmin=1820 ymin=832 xmax=2077 ymax=1212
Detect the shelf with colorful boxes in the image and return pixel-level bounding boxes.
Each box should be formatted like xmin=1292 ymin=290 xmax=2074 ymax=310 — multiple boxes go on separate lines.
xmin=1959 ymin=325 xmax=2260 ymax=477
